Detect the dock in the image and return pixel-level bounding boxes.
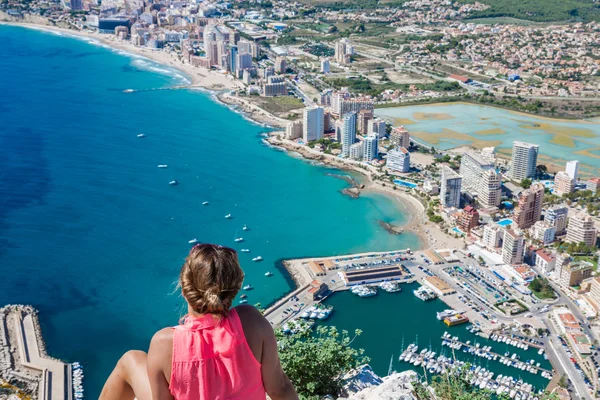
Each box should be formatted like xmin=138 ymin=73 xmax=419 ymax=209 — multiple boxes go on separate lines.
xmin=441 ymin=335 xmax=553 ymax=375
xmin=1 ymin=305 xmax=74 ymax=400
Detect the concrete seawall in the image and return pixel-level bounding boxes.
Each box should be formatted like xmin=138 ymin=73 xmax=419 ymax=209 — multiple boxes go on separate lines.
xmin=0 ymin=305 xmax=73 ymax=399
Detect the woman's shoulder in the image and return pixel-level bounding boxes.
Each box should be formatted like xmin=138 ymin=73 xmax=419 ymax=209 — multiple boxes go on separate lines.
xmin=151 ymin=327 xmax=175 ymax=348
xmin=233 ymin=305 xmax=271 ymax=333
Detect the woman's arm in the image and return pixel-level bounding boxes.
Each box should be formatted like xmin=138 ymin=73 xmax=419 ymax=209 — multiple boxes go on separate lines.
xmin=147 ymin=328 xmax=175 ymax=400
xmin=237 ymin=305 xmax=298 ymax=400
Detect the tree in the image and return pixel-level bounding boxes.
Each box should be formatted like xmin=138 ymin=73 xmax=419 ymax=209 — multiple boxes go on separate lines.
xmin=558 ymin=374 xmax=568 ymax=389
xmin=277 ymin=326 xmax=368 ymax=399
xmin=520 ymin=178 xmax=532 ymax=189
xmin=536 ymin=164 xmax=548 ymax=178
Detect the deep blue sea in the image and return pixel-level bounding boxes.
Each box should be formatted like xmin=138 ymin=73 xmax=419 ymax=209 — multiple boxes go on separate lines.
xmin=0 ymin=25 xmax=421 ymax=397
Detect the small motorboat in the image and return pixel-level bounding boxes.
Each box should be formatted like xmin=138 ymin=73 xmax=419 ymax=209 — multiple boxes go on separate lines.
xmin=225 ymin=214 xmax=232 ymax=219
xmin=239 ymin=299 xmax=248 ymax=304
xmin=234 ymin=237 xmax=243 ymax=242
xmin=240 ymin=294 xmax=247 ymax=299
xmin=243 ymin=285 xmax=253 ymax=290
xmin=243 ymin=225 xmax=249 ymax=231
xmin=265 ymin=271 xmax=273 ymax=277
xmin=137 ymin=133 xmax=146 ymax=138
xmin=188 ymin=238 xmax=198 ymax=244
xmin=157 ymin=165 xmax=168 ymax=168
xmin=252 ymin=256 xmax=263 ymax=262
xmin=124 ymin=89 xmax=134 ymax=93
xmin=202 ymin=201 xmax=209 ymax=205
xmin=241 ymin=249 xmax=250 ymax=253
xmin=169 ymin=180 xmax=178 ymax=186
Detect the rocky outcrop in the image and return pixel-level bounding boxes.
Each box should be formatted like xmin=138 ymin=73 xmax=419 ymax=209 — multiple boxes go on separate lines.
xmin=341 ymin=369 xmax=418 ymax=400
xmin=341 ymin=187 xmax=361 ymax=199
xmin=378 ymin=220 xmax=404 ymax=235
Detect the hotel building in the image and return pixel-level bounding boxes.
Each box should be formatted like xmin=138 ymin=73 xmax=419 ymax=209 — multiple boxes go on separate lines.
xmin=457 ymin=206 xmax=480 ymax=233
xmin=509 ymin=141 xmax=539 ymax=181
xmin=302 ymin=107 xmax=324 ymax=142
xmin=440 ymin=166 xmax=462 ymax=208
xmin=554 ymin=171 xmax=574 ymax=196
xmin=502 ymin=229 xmax=525 ymax=265
xmin=513 ymin=183 xmax=544 ymax=229
xmin=285 ymin=120 xmax=303 ymax=140
xmin=390 ymin=127 xmax=410 ymax=149
xmin=545 ymin=205 xmax=568 ymax=235
xmin=387 ymin=147 xmax=410 ymax=173
xmin=367 ymin=118 xmax=387 ymax=139
xmin=363 ymin=135 xmax=378 ymax=162
xmin=566 ymin=212 xmax=598 ymax=247
xmin=459 ymin=151 xmax=502 ymax=208
xmin=341 ymin=112 xmax=357 ymax=157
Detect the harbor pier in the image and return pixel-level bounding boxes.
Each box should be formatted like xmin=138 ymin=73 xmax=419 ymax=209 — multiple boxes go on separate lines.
xmin=0 ymin=305 xmax=75 ymax=400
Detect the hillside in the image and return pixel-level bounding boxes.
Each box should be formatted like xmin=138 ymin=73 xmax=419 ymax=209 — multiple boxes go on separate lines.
xmin=300 ymin=0 xmax=600 ymax=22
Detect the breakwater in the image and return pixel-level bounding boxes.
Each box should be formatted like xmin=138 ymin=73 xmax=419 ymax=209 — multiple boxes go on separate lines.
xmin=0 ymin=305 xmax=74 ymax=399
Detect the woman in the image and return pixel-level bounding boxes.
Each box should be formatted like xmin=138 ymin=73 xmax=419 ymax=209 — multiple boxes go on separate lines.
xmin=100 ymin=244 xmax=298 ymax=400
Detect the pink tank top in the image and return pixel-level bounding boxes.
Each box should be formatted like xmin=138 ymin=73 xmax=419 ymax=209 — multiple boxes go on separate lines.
xmin=170 ymin=308 xmax=266 ymax=400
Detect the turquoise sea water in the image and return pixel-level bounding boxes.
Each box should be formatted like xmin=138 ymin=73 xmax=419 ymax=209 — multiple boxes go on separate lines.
xmin=0 ymin=26 xmax=421 ymax=397
xmin=376 ymin=103 xmax=600 ymax=177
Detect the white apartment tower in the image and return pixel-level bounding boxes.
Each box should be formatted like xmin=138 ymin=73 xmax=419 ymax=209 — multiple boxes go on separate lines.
xmin=554 ymin=171 xmax=575 ymax=196
xmin=440 ymin=166 xmax=462 ymax=208
xmin=566 ymin=212 xmax=598 ymax=247
xmin=367 ymin=119 xmax=387 ymax=139
xmin=566 ymin=160 xmax=579 ymax=182
xmin=363 ymin=136 xmax=378 ymax=162
xmin=341 ymin=112 xmax=357 ymax=157
xmin=285 ymin=120 xmax=303 ymax=140
xmin=390 ymin=127 xmax=410 ymax=149
xmin=349 ymin=142 xmax=364 ymax=161
xmin=545 ymin=205 xmax=568 ymax=235
xmin=510 ymin=141 xmax=539 ymax=181
xmin=459 ymin=151 xmax=502 ymax=208
xmin=302 ymin=107 xmax=324 ymax=142
xmin=387 ymin=147 xmax=410 ymax=173
xmin=502 ymin=229 xmax=525 ymax=265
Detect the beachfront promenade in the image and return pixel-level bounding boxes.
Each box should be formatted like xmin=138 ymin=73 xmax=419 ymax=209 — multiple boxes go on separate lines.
xmin=0 ymin=305 xmax=72 ymax=400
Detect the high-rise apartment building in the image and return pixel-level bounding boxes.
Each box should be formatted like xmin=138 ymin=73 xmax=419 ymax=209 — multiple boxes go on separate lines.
xmin=509 ymin=141 xmax=539 ymax=181
xmin=363 ymin=135 xmax=378 ymax=162
xmin=483 ymin=224 xmax=503 ymax=249
xmin=229 ymin=45 xmax=237 ymax=74
xmin=333 ymin=96 xmax=374 ymax=117
xmin=566 ymin=212 xmax=598 ymax=247
xmin=459 ymin=151 xmax=502 ymax=208
xmin=554 ymin=171 xmax=575 ymax=196
xmin=236 ymin=52 xmax=253 ymax=71
xmin=275 ymin=56 xmax=286 ymax=74
xmin=545 ymin=205 xmax=568 ymax=235
xmin=502 ymin=229 xmax=525 ymax=265
xmin=531 ymin=221 xmax=556 ymax=245
xmin=349 ymin=142 xmax=364 ymax=161
xmin=302 ymin=107 xmax=324 ymax=142
xmin=390 ymin=127 xmax=410 ymax=149
xmin=285 ymin=120 xmax=303 ymax=140
xmin=566 ymin=160 xmax=579 ymax=182
xmin=387 ymin=147 xmax=410 ymax=173
xmin=440 ymin=166 xmax=462 ymax=208
xmin=341 ymin=112 xmax=357 ymax=157
xmin=237 ymin=40 xmax=259 ymax=58
xmin=513 ymin=183 xmax=544 ymax=229
xmin=367 ymin=119 xmax=386 ymax=139
xmin=335 ymin=39 xmax=350 ymax=64
xmin=357 ymin=110 xmax=373 ymax=134
xmin=457 ymin=205 xmax=479 ymax=233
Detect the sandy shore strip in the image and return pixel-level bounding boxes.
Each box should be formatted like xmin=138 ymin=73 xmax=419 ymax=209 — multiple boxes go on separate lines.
xmin=0 ymin=20 xmax=241 ymax=91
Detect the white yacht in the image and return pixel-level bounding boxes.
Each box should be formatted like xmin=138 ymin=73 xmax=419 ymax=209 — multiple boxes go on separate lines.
xmin=157 ymin=164 xmax=168 ymax=168
xmin=234 ymin=237 xmax=243 ymax=242
xmin=243 ymin=285 xmax=253 ymax=290
xmin=225 ymin=214 xmax=232 ymax=219
xmin=265 ymin=271 xmax=273 ymax=277
xmin=241 ymin=249 xmax=250 ymax=253
xmin=436 ymin=309 xmax=457 ymax=320
xmin=188 ymin=238 xmax=198 ymax=244
xmin=202 ymin=201 xmax=209 ymax=205
xmin=137 ymin=133 xmax=146 ymax=138
xmin=243 ymin=225 xmax=249 ymax=231
xmin=252 ymin=256 xmax=263 ymax=262
xmin=169 ymin=180 xmax=178 ymax=186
